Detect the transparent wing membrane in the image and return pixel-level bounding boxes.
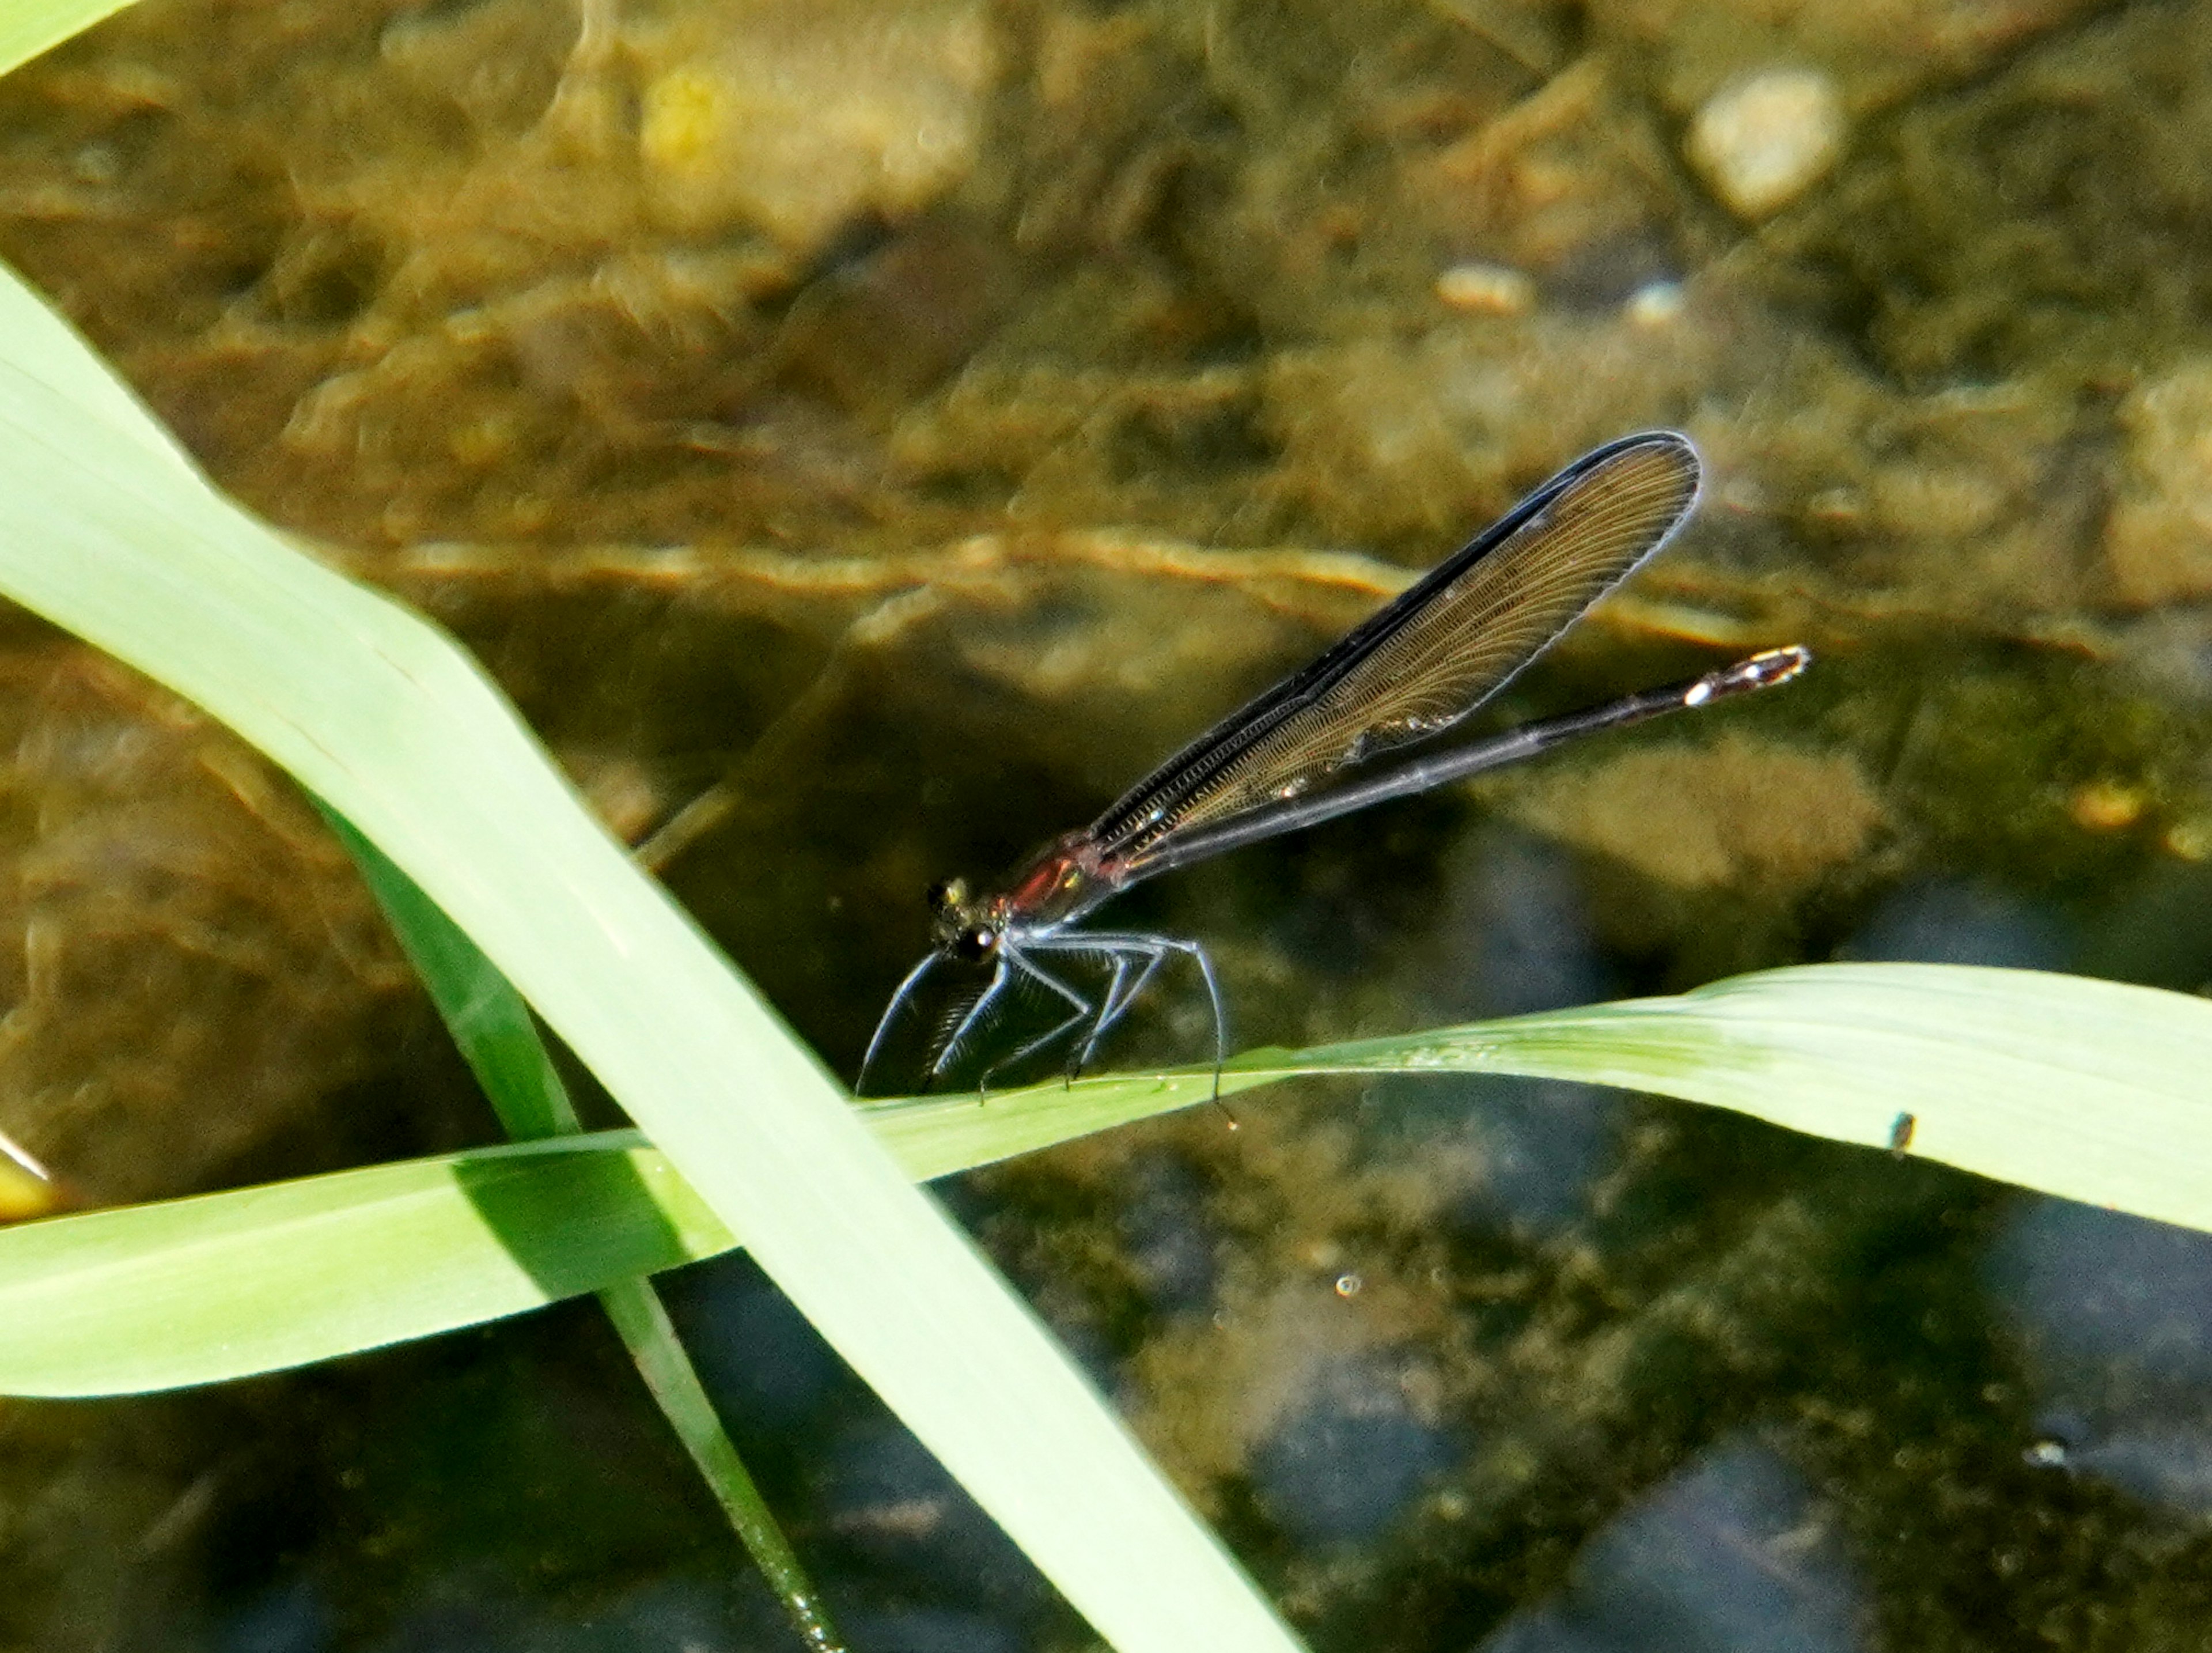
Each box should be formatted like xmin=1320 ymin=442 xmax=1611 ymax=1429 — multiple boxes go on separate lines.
xmin=1089 ymin=432 xmax=1700 ymax=875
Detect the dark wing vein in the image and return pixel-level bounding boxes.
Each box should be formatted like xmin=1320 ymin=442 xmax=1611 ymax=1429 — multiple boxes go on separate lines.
xmin=1084 ymin=431 xmax=1701 ymax=873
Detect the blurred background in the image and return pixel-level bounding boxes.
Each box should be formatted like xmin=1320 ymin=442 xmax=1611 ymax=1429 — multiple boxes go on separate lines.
xmin=5 ymin=0 xmax=2212 ymax=1647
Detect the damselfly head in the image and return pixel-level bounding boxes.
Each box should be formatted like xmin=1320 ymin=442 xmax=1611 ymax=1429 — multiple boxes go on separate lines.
xmin=926 ymin=875 xmax=999 ymax=959
xmin=950 ymin=924 xmax=999 ymax=963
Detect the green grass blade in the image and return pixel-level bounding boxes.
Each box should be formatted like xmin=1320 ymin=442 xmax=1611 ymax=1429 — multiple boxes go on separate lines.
xmin=0 ymin=0 xmax=141 ymax=88
xmin=0 ymin=264 xmax=1300 ymax=1650
xmin=0 ymin=1132 xmax=719 ymax=1393
xmin=598 ymin=1278 xmax=844 ymax=1653
xmin=1279 ymin=961 xmax=2212 ymax=1232
xmin=329 ymin=807 xmax=843 ymax=1650
xmin=324 ymin=807 xmax=578 ymax=1139
xmin=873 ymin=962 xmax=2212 ymax=1230
xmin=6 ymin=963 xmax=2210 ymax=1398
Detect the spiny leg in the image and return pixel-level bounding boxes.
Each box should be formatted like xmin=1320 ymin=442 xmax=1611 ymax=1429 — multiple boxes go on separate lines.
xmin=1057 ymin=945 xmax=1152 ymax=1084
xmin=1083 ymin=951 xmax=1135 ymax=1051
xmin=1020 ymin=934 xmax=1154 ymax=1081
xmin=1055 ymin=930 xmax=1229 ymax=1100
xmin=1023 ymin=929 xmax=1222 ymax=1096
xmin=1067 ymin=941 xmax=1171 ymax=1081
xmin=1177 ymin=937 xmax=1230 ymax=1102
xmin=927 ymin=954 xmax=1013 ymax=1090
xmin=858 ymin=950 xmax=943 ymax=1096
xmin=974 ymin=948 xmax=1097 ymax=1096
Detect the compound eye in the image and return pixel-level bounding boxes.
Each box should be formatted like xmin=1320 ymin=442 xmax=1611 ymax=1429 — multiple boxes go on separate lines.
xmin=927 ymin=876 xmax=968 ymax=913
xmin=953 ymin=925 xmax=997 ymax=962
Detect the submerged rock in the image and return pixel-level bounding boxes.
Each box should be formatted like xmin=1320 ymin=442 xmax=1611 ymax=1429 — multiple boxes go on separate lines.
xmin=635 ymin=0 xmax=997 ymax=254
xmin=1687 ymin=67 xmax=1846 ymax=219
xmin=2106 ymin=360 xmax=2212 ymax=606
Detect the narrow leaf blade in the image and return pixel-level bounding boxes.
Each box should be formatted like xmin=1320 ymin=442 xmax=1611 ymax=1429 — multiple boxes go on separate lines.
xmin=5 ymin=964 xmax=2207 ymax=1395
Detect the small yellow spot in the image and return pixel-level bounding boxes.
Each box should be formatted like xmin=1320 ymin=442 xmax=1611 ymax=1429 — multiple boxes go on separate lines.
xmin=640 ymin=67 xmax=734 ymax=179
xmin=448 ymin=413 xmax=517 ymax=467
xmin=0 ymin=1145 xmax=59 ymax=1222
xmin=1434 ymin=262 xmax=1536 ymax=316
xmin=2165 ymin=819 xmax=2212 ymax=861
xmin=2067 ymin=780 xmax=2145 ymax=833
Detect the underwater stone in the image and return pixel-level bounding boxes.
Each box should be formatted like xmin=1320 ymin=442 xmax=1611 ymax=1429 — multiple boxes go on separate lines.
xmin=2106 ymin=360 xmax=2212 ymax=605
xmin=1685 ymin=67 xmax=1846 ymax=220
xmin=1435 ymin=262 xmax=1537 ymax=316
xmin=1490 ymin=732 xmax=1884 ymax=895
xmin=636 ymin=0 xmax=996 ymax=254
xmin=1477 ymin=1438 xmax=1866 ymax=1652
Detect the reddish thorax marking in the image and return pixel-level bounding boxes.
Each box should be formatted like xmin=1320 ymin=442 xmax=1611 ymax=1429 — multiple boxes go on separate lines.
xmin=995 ymin=833 xmax=1122 ymax=930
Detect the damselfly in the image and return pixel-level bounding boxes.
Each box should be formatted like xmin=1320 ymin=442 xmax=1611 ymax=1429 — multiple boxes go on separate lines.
xmin=859 ymin=432 xmax=1809 ymax=1095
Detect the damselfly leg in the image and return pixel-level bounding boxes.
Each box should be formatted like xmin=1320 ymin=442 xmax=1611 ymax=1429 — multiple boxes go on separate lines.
xmin=1063 ymin=942 xmax=1167 ymax=1079
xmin=857 ymin=950 xmax=944 ymax=1098
xmin=1024 ymin=930 xmax=1229 ymax=1094
xmin=927 ymin=955 xmax=1010 ymax=1090
xmin=968 ymin=949 xmax=1100 ymax=1094
xmin=860 ymin=929 xmax=1229 ymax=1097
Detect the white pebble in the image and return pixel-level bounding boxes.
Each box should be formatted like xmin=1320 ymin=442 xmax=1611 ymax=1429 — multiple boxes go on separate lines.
xmin=1434 ymin=262 xmax=1536 ymax=316
xmin=1625 ymin=281 xmax=1685 ymax=328
xmin=1687 ymin=67 xmax=1845 ymax=220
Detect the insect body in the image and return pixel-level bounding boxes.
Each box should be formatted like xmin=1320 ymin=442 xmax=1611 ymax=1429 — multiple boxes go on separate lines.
xmin=859 ymin=432 xmax=1809 ymax=1095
